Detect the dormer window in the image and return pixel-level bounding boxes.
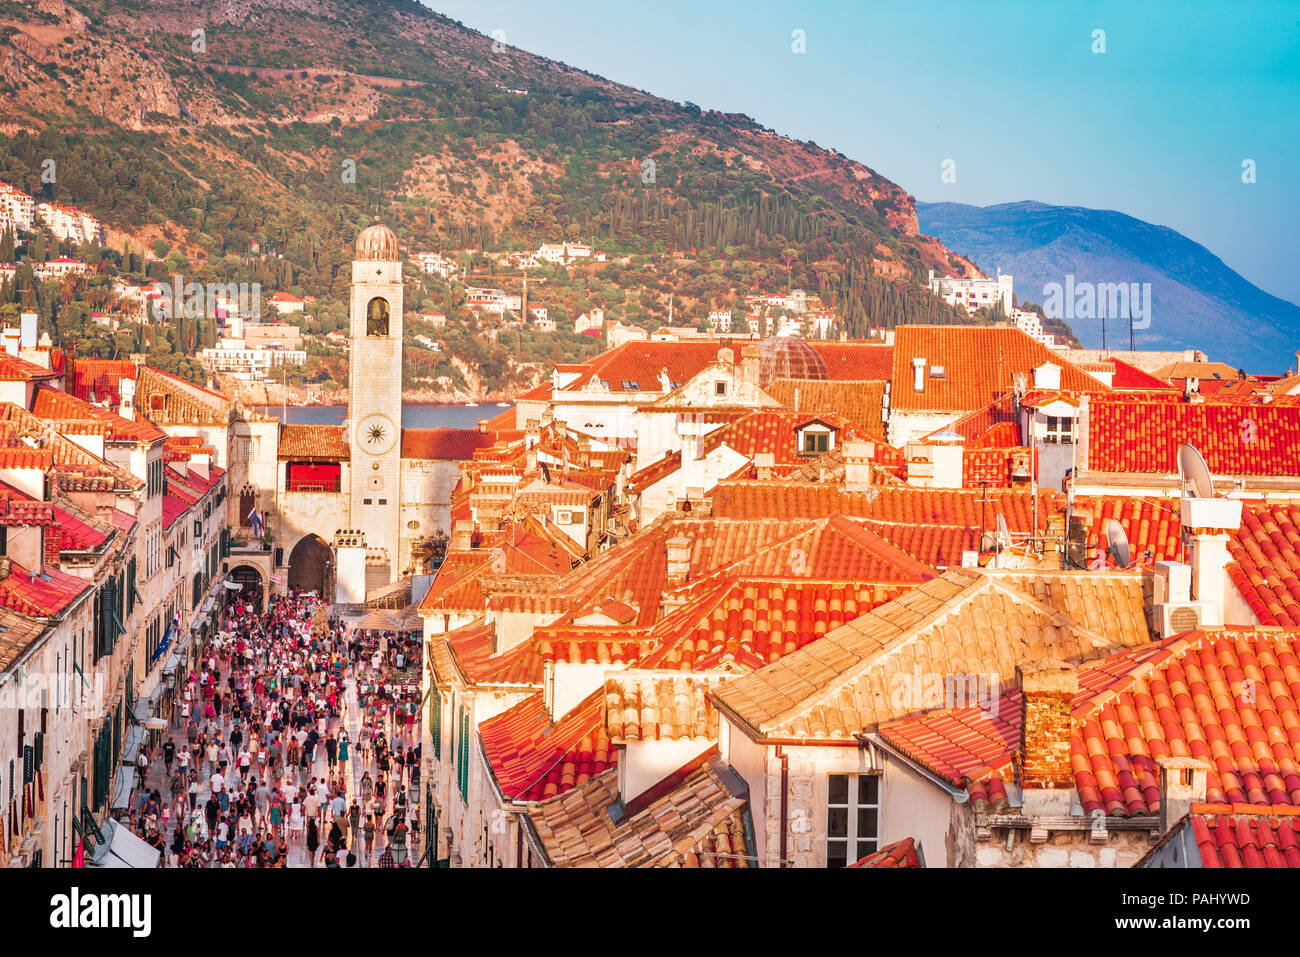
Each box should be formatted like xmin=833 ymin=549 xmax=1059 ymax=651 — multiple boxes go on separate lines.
xmin=802 ymin=431 xmax=829 ymax=455
xmin=796 ymin=419 xmax=837 ymax=456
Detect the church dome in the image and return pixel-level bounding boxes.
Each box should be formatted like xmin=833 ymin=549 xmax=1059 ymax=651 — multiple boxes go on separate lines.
xmin=758 ymin=336 xmax=829 ymax=384
xmin=355 ymin=222 xmax=400 ymax=262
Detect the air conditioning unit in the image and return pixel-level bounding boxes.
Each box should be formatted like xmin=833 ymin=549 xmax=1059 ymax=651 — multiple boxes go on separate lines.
xmin=1153 ymin=600 xmax=1220 ymax=638
xmin=1153 ymin=561 xmax=1192 ymax=604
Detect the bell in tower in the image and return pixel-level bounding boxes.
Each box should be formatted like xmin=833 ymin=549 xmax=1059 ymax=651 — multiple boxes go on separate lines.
xmin=366 ymin=297 xmax=390 ymax=336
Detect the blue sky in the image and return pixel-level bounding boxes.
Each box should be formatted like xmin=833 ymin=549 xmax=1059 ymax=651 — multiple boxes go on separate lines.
xmin=427 ymin=0 xmax=1300 ymax=304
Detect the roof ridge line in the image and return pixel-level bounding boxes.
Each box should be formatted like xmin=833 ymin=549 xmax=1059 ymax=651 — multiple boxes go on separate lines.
xmin=983 ymin=574 xmax=1133 ymax=655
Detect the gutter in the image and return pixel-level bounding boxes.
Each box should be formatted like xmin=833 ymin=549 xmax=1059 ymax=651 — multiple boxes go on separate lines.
xmin=862 ymin=732 xmax=970 ymax=803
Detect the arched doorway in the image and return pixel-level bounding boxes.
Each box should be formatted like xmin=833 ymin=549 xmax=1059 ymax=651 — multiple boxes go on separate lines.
xmin=287 ymin=534 xmax=332 ymax=598
xmin=229 ymin=564 xmax=264 ymax=613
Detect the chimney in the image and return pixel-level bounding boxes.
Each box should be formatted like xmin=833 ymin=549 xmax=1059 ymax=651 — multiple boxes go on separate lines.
xmin=1180 ymin=496 xmax=1243 ymax=616
xmin=451 ymin=520 xmax=474 ymax=550
xmin=1156 ymin=756 xmax=1209 ymax=834
xmin=912 ymin=357 xmax=926 ymax=392
xmin=477 ymin=418 xmax=489 ymax=434
xmin=525 ymin=422 xmax=540 ymax=449
xmin=841 ymin=439 xmax=873 ymax=491
xmin=526 ymin=446 xmax=537 ymax=472
xmin=753 ymin=452 xmax=774 ymax=481
xmin=740 ymin=345 xmax=760 ymax=385
xmin=666 ymin=536 xmax=691 ymax=586
xmin=1016 ymin=660 xmax=1077 ymax=792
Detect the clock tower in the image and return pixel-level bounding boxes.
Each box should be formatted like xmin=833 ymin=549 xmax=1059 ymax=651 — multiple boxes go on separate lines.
xmin=347 ymin=221 xmax=404 ymax=586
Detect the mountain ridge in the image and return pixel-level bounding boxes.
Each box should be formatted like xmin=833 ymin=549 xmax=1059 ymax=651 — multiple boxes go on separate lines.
xmin=916 ymin=199 xmax=1298 ymax=371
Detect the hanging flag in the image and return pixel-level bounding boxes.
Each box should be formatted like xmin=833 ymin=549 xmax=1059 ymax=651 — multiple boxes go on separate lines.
xmin=72 ymin=835 xmax=84 ymax=868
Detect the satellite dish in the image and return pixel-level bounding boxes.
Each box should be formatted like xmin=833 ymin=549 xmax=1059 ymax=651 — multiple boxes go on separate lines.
xmin=1104 ymin=518 xmax=1131 ymax=569
xmin=1177 ymin=443 xmax=1215 ymax=498
xmin=995 ymin=513 xmax=1011 ymax=549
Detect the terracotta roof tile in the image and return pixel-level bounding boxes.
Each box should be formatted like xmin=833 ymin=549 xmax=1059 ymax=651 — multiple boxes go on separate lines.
xmin=278 ymin=424 xmax=348 ymax=461
xmin=480 ymin=690 xmax=613 ymax=802
xmin=1180 ymin=806 xmax=1300 ymax=868
xmin=1087 ymin=397 xmax=1300 ymax=475
xmin=604 ymin=671 xmax=733 ymax=742
xmin=713 ymin=569 xmax=1153 ymax=742
xmin=401 ymin=428 xmax=498 ymax=460
xmin=880 ymin=627 xmax=1300 ymax=818
xmin=846 ymin=836 xmax=922 ymax=868
xmin=890 ymin=326 xmax=1107 ymax=413
xmin=525 ymin=756 xmax=751 ymax=867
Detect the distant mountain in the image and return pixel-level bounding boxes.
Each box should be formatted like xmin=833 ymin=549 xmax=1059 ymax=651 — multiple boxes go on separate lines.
xmin=916 ymin=200 xmax=1300 ymax=373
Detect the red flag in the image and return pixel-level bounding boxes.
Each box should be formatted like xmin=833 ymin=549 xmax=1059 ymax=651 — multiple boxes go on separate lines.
xmin=73 ymin=836 xmax=85 ymax=868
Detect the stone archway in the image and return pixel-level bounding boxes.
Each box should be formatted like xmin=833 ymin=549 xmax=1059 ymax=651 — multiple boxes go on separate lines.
xmin=287 ymin=534 xmax=332 ymax=598
xmin=229 ymin=564 xmax=265 ymax=613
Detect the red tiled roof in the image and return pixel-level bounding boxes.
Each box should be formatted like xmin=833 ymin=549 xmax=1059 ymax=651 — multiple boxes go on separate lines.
xmin=401 ymin=428 xmax=498 ymax=460
xmin=1087 ymin=397 xmax=1300 ymax=475
xmin=50 ymin=504 xmax=111 ymax=552
xmin=0 ymin=558 xmax=90 ymax=618
xmin=1228 ymin=502 xmax=1300 ymax=625
xmin=880 ymin=628 xmax=1300 ymax=818
xmin=66 ymin=357 xmax=137 ymax=404
xmin=712 ymin=482 xmax=1049 ymax=532
xmin=0 ymin=447 xmax=54 ymax=471
xmin=557 ymin=340 xmax=894 ymax=394
xmin=1073 ymin=496 xmax=1186 ymax=567
xmin=0 ymin=351 xmax=59 ymax=383
xmin=811 ymin=343 xmax=893 ymax=380
xmin=447 ymin=622 xmax=545 ymax=686
xmin=278 ymin=424 xmax=347 ymax=461
xmin=1109 ymin=358 xmax=1179 ymax=391
xmin=846 ymin=836 xmax=921 ymax=868
xmin=890 ymin=326 xmax=1106 ymax=412
xmin=479 ymin=691 xmax=613 ymax=802
xmin=32 ymin=385 xmax=166 ymax=443
xmin=1184 ymin=805 xmax=1300 ymax=867
xmin=162 ymin=495 xmax=189 ymax=529
xmin=648 ymin=578 xmax=918 ymax=672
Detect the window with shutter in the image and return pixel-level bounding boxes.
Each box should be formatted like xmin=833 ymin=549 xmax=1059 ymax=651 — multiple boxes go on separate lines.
xmin=430 ymin=686 xmax=442 ymax=760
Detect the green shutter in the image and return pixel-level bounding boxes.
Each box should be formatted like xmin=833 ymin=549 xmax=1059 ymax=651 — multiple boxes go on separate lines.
xmin=431 ymin=686 xmax=442 ymax=760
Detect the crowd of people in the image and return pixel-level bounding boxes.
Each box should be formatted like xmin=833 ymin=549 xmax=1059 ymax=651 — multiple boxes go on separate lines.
xmin=121 ymin=591 xmax=423 ymax=868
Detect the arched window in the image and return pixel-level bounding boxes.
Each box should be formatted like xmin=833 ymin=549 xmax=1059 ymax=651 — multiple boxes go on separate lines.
xmin=366 ymin=297 xmax=389 ymax=336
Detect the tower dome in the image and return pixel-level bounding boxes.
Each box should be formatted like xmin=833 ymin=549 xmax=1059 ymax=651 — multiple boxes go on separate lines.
xmin=355 ymin=222 xmax=400 ymax=262
xmin=758 ymin=336 xmax=829 ymax=384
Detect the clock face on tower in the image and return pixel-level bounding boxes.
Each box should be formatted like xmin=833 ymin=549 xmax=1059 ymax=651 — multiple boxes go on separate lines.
xmin=355 ymin=413 xmax=396 ymax=456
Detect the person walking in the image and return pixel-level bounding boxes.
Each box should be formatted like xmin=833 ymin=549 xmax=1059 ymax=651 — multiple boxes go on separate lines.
xmin=305 ymin=818 xmax=319 ymax=867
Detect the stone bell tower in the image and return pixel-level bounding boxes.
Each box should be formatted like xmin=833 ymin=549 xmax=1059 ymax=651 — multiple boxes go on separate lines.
xmin=347 ymin=221 xmax=404 ymax=588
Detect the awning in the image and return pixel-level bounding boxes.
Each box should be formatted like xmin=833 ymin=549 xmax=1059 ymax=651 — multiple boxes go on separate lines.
xmin=109 ymin=767 xmax=135 ymax=811
xmin=87 ymin=819 xmax=160 ymax=869
xmin=121 ymin=724 xmax=145 ymax=767
xmin=161 ymin=653 xmax=180 ymax=677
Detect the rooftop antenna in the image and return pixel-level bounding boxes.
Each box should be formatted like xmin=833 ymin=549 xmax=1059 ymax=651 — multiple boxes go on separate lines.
xmin=1104 ymin=518 xmax=1130 ymax=569
xmin=1177 ymin=442 xmax=1216 ymax=500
